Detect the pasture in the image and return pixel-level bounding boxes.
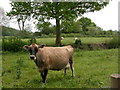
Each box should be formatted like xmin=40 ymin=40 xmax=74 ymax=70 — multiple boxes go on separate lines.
xmin=1 ymin=37 xmax=118 ymax=88
xmin=23 ymin=37 xmax=112 ymax=46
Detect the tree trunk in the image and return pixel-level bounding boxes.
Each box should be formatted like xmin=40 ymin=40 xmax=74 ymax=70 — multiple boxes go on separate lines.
xmin=55 ymin=18 xmax=61 ymax=46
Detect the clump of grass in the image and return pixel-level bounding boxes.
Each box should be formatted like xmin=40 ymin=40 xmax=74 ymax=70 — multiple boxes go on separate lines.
xmin=16 ymin=65 xmax=21 ymax=79
xmin=16 ymin=58 xmax=24 ymax=79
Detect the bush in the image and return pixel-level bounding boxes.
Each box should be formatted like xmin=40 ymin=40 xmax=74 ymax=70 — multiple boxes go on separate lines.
xmin=106 ymin=36 xmax=119 ymax=49
xmin=75 ymin=39 xmax=82 ymax=45
xmin=2 ymin=37 xmax=27 ymax=52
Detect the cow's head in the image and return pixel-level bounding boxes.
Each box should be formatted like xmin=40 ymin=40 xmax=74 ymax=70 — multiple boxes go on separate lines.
xmin=23 ymin=43 xmax=44 ymax=60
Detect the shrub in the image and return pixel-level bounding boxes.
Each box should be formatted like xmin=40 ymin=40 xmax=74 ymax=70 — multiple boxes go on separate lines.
xmin=106 ymin=36 xmax=119 ymax=49
xmin=2 ymin=37 xmax=27 ymax=52
xmin=75 ymin=39 xmax=82 ymax=45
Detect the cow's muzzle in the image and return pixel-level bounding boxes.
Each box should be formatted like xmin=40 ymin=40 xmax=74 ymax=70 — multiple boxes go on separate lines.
xmin=30 ymin=55 xmax=36 ymax=60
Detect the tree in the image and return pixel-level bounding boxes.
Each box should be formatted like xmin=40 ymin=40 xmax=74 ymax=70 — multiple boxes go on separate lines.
xmin=0 ymin=7 xmax=10 ymax=27
xmin=32 ymin=2 xmax=108 ymax=46
xmin=86 ymin=26 xmax=103 ymax=36
xmin=77 ymin=17 xmax=96 ymax=35
xmin=61 ymin=19 xmax=82 ymax=33
xmin=37 ymin=21 xmax=55 ymax=35
xmin=7 ymin=2 xmax=32 ymax=33
xmin=8 ymin=2 xmax=109 ymax=46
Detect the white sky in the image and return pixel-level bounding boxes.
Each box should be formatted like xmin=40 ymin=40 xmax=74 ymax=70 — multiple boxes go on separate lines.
xmin=0 ymin=0 xmax=119 ymax=32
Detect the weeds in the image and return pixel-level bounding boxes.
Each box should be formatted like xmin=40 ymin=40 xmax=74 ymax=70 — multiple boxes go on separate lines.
xmin=16 ymin=58 xmax=24 ymax=79
xmin=16 ymin=65 xmax=21 ymax=79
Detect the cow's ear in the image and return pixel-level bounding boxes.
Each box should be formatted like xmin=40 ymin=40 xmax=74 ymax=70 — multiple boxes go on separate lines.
xmin=38 ymin=45 xmax=45 ymax=48
xmin=23 ymin=45 xmax=30 ymax=50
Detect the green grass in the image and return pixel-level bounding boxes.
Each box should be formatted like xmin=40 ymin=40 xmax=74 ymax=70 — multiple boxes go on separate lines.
xmin=23 ymin=37 xmax=112 ymax=46
xmin=2 ymin=49 xmax=118 ymax=88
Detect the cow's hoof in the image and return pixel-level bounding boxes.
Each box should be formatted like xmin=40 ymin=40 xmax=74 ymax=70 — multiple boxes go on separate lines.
xmin=42 ymin=80 xmax=47 ymax=83
xmin=71 ymin=75 xmax=75 ymax=78
xmin=42 ymin=81 xmax=45 ymax=83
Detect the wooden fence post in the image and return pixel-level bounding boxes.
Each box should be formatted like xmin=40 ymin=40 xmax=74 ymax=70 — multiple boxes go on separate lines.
xmin=110 ymin=74 xmax=120 ymax=89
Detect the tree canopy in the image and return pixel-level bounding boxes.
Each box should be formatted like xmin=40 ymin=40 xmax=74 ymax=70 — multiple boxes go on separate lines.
xmin=7 ymin=1 xmax=109 ymax=46
xmin=0 ymin=7 xmax=10 ymax=27
xmin=7 ymin=2 xmax=32 ymax=31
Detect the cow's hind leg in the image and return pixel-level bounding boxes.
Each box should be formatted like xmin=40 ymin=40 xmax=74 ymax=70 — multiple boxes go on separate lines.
xmin=69 ymin=57 xmax=75 ymax=77
xmin=70 ymin=64 xmax=74 ymax=77
xmin=64 ymin=68 xmax=67 ymax=76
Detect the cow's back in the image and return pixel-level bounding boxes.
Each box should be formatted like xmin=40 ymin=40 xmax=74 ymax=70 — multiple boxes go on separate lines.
xmin=36 ymin=46 xmax=73 ymax=70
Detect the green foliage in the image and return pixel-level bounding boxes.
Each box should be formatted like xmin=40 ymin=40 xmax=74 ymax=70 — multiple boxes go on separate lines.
xmin=2 ymin=26 xmax=33 ymax=38
xmin=106 ymin=36 xmax=119 ymax=49
xmin=8 ymin=1 xmax=109 ymax=45
xmin=61 ymin=19 xmax=82 ymax=33
xmin=33 ymin=32 xmax=41 ymax=37
xmin=7 ymin=2 xmax=32 ymax=31
xmin=75 ymin=39 xmax=82 ymax=45
xmin=61 ymin=33 xmax=81 ymax=37
xmin=33 ymin=2 xmax=108 ymax=21
xmin=32 ymin=2 xmax=108 ymax=45
xmin=2 ymin=26 xmax=20 ymax=36
xmin=2 ymin=37 xmax=27 ymax=52
xmin=78 ymin=17 xmax=96 ymax=34
xmin=28 ymin=37 xmax=36 ymax=44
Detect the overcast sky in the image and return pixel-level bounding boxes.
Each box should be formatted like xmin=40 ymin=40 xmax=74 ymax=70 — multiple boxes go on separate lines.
xmin=0 ymin=0 xmax=119 ymax=32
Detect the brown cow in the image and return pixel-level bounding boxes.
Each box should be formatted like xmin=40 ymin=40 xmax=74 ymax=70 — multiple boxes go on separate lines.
xmin=23 ymin=43 xmax=74 ymax=83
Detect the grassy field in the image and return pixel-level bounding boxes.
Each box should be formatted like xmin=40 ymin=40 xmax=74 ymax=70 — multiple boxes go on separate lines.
xmin=1 ymin=37 xmax=118 ymax=88
xmin=23 ymin=37 xmax=112 ymax=46
xmin=2 ymin=48 xmax=118 ymax=88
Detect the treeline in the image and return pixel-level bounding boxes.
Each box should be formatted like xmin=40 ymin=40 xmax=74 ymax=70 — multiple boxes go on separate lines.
xmin=34 ymin=17 xmax=118 ymax=37
xmin=2 ymin=26 xmax=33 ymax=38
xmin=1 ymin=17 xmax=118 ymax=38
xmin=2 ymin=25 xmax=118 ymax=38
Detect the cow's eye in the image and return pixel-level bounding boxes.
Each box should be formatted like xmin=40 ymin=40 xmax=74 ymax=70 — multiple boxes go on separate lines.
xmin=35 ymin=47 xmax=38 ymax=52
xmin=29 ymin=48 xmax=32 ymax=54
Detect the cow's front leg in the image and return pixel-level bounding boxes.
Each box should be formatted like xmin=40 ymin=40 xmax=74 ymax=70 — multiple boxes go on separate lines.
xmin=43 ymin=69 xmax=48 ymax=83
xmin=40 ymin=72 xmax=44 ymax=82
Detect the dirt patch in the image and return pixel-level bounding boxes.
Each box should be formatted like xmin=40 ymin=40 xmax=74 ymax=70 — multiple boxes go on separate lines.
xmin=88 ymin=43 xmax=108 ymax=50
xmin=72 ymin=43 xmax=108 ymax=50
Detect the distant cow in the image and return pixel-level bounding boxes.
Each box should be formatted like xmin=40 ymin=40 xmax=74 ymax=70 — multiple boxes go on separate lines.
xmin=61 ymin=37 xmax=64 ymax=40
xmin=23 ymin=43 xmax=74 ymax=83
xmin=74 ymin=37 xmax=78 ymax=40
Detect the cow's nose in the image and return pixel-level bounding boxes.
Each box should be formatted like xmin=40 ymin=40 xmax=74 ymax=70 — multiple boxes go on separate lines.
xmin=30 ymin=55 xmax=35 ymax=60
